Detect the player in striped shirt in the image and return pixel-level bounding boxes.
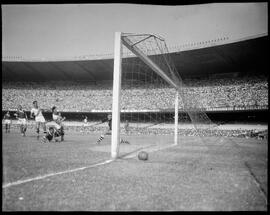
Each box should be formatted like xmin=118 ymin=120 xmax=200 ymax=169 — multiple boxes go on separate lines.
xmin=14 ymin=105 xmax=28 ymax=137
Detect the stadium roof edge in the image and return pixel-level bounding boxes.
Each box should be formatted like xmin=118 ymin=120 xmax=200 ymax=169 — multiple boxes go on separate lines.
xmin=171 ymin=32 xmax=268 ymax=53
xmin=2 ymin=32 xmax=268 ymax=62
xmin=2 ymin=35 xmax=268 ymax=81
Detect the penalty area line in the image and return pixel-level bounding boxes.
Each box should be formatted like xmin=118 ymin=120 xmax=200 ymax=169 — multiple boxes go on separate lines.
xmin=2 ymin=159 xmax=114 ymax=189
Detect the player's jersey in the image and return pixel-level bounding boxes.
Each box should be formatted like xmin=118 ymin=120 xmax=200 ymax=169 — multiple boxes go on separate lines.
xmin=31 ymin=107 xmax=44 ymax=118
xmin=102 ymin=118 xmax=112 ymax=130
xmin=15 ymin=110 xmax=27 ymax=119
xmin=52 ymin=113 xmax=64 ymax=125
xmin=3 ymin=113 xmax=11 ymax=120
xmin=124 ymin=122 xmax=129 ymax=129
xmin=52 ymin=113 xmax=60 ymax=121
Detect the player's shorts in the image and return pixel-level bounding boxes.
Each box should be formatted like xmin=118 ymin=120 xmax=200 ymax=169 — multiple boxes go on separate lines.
xmin=83 ymin=123 xmax=88 ymax=127
xmin=46 ymin=121 xmax=61 ymax=130
xmin=17 ymin=118 xmax=27 ymax=125
xmin=35 ymin=115 xmax=46 ymax=123
xmin=4 ymin=120 xmax=11 ymax=124
xmin=46 ymin=131 xmax=54 ymax=141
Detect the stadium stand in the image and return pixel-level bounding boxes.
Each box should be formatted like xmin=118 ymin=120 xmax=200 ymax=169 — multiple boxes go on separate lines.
xmin=2 ymin=75 xmax=268 ymax=112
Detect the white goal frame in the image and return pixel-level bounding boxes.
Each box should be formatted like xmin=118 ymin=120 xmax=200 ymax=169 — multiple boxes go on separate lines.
xmin=111 ymin=32 xmax=179 ymax=159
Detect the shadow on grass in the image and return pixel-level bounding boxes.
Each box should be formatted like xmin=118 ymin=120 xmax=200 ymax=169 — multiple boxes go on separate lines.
xmin=118 ymin=144 xmax=157 ymax=159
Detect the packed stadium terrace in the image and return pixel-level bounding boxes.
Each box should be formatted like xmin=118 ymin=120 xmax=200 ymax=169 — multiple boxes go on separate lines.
xmin=2 ymin=75 xmax=268 ymax=112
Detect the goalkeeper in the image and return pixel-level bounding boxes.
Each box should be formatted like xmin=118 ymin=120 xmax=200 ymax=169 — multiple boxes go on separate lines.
xmin=96 ymin=114 xmax=112 ymax=144
xmin=96 ymin=114 xmax=129 ymax=144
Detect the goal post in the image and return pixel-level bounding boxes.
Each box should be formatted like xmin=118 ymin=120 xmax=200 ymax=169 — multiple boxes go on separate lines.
xmin=111 ymin=32 xmax=180 ymax=159
xmin=111 ymin=32 xmax=122 ymax=159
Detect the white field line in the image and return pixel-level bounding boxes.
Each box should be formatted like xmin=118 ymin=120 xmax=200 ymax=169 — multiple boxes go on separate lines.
xmin=2 ymin=159 xmax=114 ymax=189
xmin=3 ymin=144 xmax=178 ymax=189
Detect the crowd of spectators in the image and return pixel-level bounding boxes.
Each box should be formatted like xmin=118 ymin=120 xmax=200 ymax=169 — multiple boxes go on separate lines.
xmin=2 ymin=75 xmax=268 ymax=112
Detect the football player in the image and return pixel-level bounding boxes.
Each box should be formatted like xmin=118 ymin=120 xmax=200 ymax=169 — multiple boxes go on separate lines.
xmin=14 ymin=105 xmax=28 ymax=137
xmin=42 ymin=106 xmax=65 ymax=142
xmin=30 ymin=101 xmax=46 ymax=139
xmin=3 ymin=111 xmax=11 ymax=133
xmin=96 ymin=114 xmax=112 ymax=144
xmin=96 ymin=114 xmax=129 ymax=144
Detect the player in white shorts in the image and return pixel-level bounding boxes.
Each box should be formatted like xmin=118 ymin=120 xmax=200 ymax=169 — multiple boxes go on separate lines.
xmin=30 ymin=100 xmax=46 ymax=139
xmin=14 ymin=105 xmax=28 ymax=137
xmin=3 ymin=111 xmax=11 ymax=133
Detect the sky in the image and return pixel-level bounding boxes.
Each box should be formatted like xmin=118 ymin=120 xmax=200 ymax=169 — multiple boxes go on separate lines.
xmin=2 ymin=3 xmax=268 ymax=59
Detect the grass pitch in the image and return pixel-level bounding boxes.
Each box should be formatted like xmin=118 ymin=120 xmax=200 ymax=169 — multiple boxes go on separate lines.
xmin=2 ymin=128 xmax=268 ymax=211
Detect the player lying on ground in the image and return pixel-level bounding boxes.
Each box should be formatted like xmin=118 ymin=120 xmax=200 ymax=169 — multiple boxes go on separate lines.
xmin=42 ymin=124 xmax=64 ymax=142
xmin=3 ymin=111 xmax=11 ymax=133
xmin=30 ymin=100 xmax=46 ymax=139
xmin=42 ymin=106 xmax=65 ymax=143
xmin=96 ymin=114 xmax=129 ymax=144
xmin=14 ymin=105 xmax=28 ymax=137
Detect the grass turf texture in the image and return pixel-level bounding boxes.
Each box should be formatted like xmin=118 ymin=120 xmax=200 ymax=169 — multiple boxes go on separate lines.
xmin=2 ymin=128 xmax=268 ymax=211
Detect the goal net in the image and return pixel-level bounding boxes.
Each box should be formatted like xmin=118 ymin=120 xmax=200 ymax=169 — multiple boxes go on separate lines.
xmin=111 ymin=32 xmax=219 ymax=159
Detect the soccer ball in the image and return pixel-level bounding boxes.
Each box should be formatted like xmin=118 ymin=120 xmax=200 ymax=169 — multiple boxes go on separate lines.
xmin=138 ymin=151 xmax=148 ymax=161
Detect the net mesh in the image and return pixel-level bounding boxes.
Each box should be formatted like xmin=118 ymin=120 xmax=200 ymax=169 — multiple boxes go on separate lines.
xmin=119 ymin=33 xmax=220 ymax=145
